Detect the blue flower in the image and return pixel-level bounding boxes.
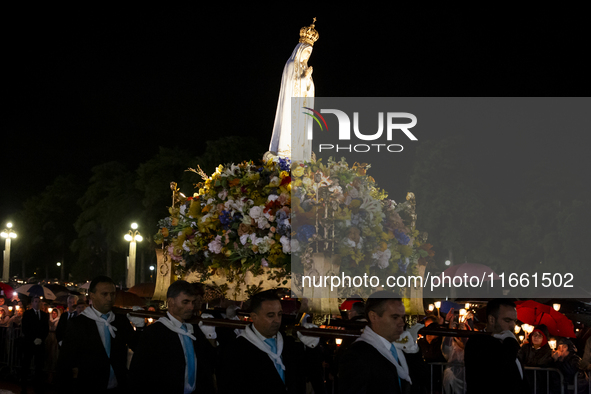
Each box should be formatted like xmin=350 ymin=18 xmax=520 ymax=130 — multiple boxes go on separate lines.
xmin=279 ymin=157 xmax=291 ymax=172
xmin=219 ymin=210 xmax=233 ymax=230
xmin=296 ymin=225 xmax=316 ymax=243
xmin=394 ymin=229 xmax=410 ymax=245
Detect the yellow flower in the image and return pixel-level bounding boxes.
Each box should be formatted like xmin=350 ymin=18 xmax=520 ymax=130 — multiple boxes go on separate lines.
xmin=292 ymin=166 xmax=305 ymax=177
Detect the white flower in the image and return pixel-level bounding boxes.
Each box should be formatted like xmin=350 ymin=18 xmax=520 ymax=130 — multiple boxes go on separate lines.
xmin=218 ymin=189 xmax=228 ymax=201
xmin=256 ymin=216 xmax=269 ymax=229
xmin=373 ymin=249 xmax=391 ymax=269
xmin=280 ymin=236 xmax=291 ymax=253
xmin=241 ymin=215 xmax=252 ymax=225
xmin=267 ymin=195 xmax=279 ymax=202
xmin=240 ymin=234 xmax=249 ymax=245
xmin=208 ymin=235 xmax=223 ymax=254
xmin=180 ymin=205 xmax=187 ymax=216
xmin=249 ymin=206 xmax=263 ymax=219
xmin=182 ymin=240 xmax=191 ymax=252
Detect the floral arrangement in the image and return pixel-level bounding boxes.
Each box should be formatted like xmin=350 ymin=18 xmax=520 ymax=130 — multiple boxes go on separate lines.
xmin=154 ymin=156 xmax=434 ymax=298
xmin=154 ymin=158 xmax=293 ymax=291
xmin=290 ymin=158 xmax=433 ymax=297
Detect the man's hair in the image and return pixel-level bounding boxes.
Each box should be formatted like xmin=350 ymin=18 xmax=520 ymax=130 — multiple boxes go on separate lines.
xmin=89 ymin=276 xmax=115 ymax=293
xmin=351 ymin=302 xmax=365 ymax=315
xmin=249 ymin=290 xmax=281 ymax=313
xmin=486 ymin=299 xmax=516 ymax=320
xmin=166 ymin=280 xmax=197 ymax=299
xmin=365 ymin=291 xmax=402 ymax=324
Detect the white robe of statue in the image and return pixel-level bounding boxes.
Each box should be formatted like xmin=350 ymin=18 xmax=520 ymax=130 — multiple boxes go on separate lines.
xmin=269 ymin=42 xmax=314 ymax=162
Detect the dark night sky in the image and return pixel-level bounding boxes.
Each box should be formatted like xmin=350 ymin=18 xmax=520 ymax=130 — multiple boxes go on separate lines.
xmin=3 ymin=5 xmax=590 ymax=224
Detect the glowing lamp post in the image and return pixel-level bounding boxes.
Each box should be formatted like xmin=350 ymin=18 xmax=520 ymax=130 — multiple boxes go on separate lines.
xmin=1 ymin=222 xmax=17 ymax=281
xmin=124 ymin=223 xmax=143 ymax=288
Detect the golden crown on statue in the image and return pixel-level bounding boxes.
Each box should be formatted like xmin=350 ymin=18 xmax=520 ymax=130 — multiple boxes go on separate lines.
xmin=299 ymin=17 xmax=319 ymax=46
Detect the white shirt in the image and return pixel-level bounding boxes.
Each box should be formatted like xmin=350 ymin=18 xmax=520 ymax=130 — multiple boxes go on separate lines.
xmin=166 ymin=312 xmax=197 ymax=394
xmin=89 ymin=306 xmax=118 ymax=389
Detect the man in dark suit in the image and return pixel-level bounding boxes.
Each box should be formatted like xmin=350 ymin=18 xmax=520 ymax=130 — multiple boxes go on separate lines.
xmin=56 ymin=294 xmax=78 ymax=345
xmin=21 ymin=295 xmax=49 ymax=392
xmin=129 ymin=280 xmax=216 ymax=394
xmin=218 ymin=290 xmax=322 ymax=394
xmin=338 ymin=291 xmax=410 ymax=394
xmin=57 ymin=276 xmax=136 ymax=393
xmin=464 ymin=298 xmax=528 ymax=394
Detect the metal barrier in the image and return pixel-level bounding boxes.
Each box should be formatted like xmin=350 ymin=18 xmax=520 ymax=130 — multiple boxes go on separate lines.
xmin=0 ymin=326 xmax=24 ymax=379
xmin=427 ymin=362 xmax=571 ymax=394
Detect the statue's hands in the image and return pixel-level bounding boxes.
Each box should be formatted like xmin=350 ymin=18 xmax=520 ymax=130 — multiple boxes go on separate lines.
xmin=304 ymin=66 xmax=313 ymax=78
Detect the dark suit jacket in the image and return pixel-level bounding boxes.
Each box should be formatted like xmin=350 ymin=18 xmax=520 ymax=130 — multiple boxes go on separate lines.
xmin=464 ymin=334 xmax=528 ymax=394
xmin=56 ymin=312 xmax=136 ymax=394
xmin=22 ymin=308 xmax=49 ymax=346
xmin=56 ymin=309 xmax=77 ymax=344
xmin=129 ymin=318 xmax=216 ymax=394
xmin=338 ymin=341 xmax=410 ymax=394
xmin=218 ymin=330 xmax=313 ymax=394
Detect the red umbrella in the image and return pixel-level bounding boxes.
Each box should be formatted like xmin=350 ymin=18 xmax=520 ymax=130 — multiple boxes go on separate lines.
xmin=441 ymin=263 xmax=500 ymax=281
xmin=0 ymin=282 xmax=14 ymax=296
xmin=515 ymin=300 xmax=576 ymax=338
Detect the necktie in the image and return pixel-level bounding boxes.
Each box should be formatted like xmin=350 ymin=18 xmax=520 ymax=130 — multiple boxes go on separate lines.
xmin=101 ymin=314 xmax=116 ymax=382
xmin=181 ymin=324 xmax=196 ymax=390
xmin=264 ymin=337 xmax=285 ymax=383
xmin=390 ymin=344 xmax=402 ymax=389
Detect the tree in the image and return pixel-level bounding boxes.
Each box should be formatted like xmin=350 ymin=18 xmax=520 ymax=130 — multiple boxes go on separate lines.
xmin=72 ymin=162 xmax=141 ymax=283
xmin=14 ymin=175 xmax=81 ymax=280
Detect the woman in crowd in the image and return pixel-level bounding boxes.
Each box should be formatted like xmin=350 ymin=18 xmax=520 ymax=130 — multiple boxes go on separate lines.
xmin=518 ymin=324 xmax=553 ymax=392
xmin=46 ymin=307 xmax=61 ymax=381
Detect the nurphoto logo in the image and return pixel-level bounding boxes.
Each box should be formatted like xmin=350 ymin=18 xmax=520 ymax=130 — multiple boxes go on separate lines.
xmin=303 ymin=107 xmax=418 ymax=153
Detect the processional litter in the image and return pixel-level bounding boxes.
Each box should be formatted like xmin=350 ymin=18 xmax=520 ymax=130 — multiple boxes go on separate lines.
xmin=152 ymin=19 xmax=434 ymax=319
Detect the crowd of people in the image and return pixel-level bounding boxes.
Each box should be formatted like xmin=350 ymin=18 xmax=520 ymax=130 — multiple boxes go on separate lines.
xmin=1 ymin=277 xmax=590 ymax=394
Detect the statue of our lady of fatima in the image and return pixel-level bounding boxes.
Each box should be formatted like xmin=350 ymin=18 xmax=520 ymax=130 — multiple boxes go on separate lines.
xmin=268 ymin=18 xmax=318 ymax=162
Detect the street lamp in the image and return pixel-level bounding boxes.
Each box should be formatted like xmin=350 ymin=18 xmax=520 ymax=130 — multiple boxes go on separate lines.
xmin=57 ymin=262 xmax=64 ymax=282
xmin=1 ymin=222 xmax=17 ymax=281
xmin=124 ymin=223 xmax=142 ymax=288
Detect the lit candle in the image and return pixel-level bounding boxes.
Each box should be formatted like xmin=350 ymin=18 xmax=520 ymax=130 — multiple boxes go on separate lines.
xmin=514 ymin=325 xmax=521 ymax=334
xmin=428 ymin=304 xmax=434 ymax=312
xmin=48 ymin=308 xmax=53 ymax=313
xmin=335 ymin=338 xmax=343 ymax=346
xmin=465 ymin=303 xmax=470 ymax=310
xmin=548 ymin=339 xmax=557 ymax=350
xmin=148 ymin=318 xmax=154 ymax=324
xmin=552 ymin=303 xmax=561 ymax=312
xmin=15 ymin=305 xmax=20 ymax=310
xmin=519 ymin=335 xmax=524 ymax=342
xmin=8 ymin=306 xmax=13 ymax=312
xmin=434 ymin=301 xmax=441 ymax=309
